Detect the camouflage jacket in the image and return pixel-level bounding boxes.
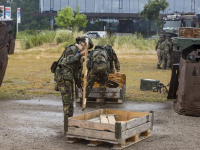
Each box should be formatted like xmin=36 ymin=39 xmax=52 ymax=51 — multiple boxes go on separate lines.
xmin=56 ymin=45 xmax=83 ymax=87
xmin=155 ymin=40 xmax=162 ymax=50
xmin=87 ymin=49 xmax=110 ymax=72
xmin=105 ymin=46 xmax=120 ymax=73
xmin=160 ymin=39 xmax=172 ymax=52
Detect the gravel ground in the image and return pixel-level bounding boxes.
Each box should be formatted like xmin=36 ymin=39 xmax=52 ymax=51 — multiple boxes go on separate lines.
xmin=0 ymin=96 xmax=200 ymax=150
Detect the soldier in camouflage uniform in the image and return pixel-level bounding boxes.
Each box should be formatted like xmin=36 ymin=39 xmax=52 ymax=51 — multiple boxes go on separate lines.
xmin=155 ymin=35 xmax=166 ymax=69
xmin=86 ymin=45 xmax=110 ymax=104
xmin=161 ymin=35 xmax=172 ymax=70
xmin=105 ymin=45 xmax=120 ymax=75
xmin=54 ymin=36 xmax=93 ymax=135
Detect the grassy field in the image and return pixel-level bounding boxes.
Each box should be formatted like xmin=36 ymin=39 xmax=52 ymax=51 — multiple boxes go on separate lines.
xmin=0 ymin=40 xmax=172 ymax=102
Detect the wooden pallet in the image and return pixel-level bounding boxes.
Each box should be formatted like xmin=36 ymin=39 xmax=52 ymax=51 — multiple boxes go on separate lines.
xmin=67 ymin=109 xmax=154 ymax=150
xmin=67 ymin=129 xmax=151 ymax=150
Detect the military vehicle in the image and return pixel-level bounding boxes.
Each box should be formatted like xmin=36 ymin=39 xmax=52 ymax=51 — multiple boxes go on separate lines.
xmin=160 ymin=13 xmax=199 ymax=66
xmin=0 ymin=19 xmax=16 ymax=87
xmin=168 ymin=27 xmax=200 ymax=116
xmin=168 ymin=27 xmax=200 ymax=100
xmin=162 ymin=12 xmax=199 ymax=35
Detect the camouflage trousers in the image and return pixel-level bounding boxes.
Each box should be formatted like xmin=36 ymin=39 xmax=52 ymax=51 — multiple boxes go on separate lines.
xmin=57 ymin=80 xmax=74 ymax=117
xmin=162 ymin=50 xmax=171 ymax=68
xmin=86 ymin=63 xmax=109 ymax=98
xmin=157 ymin=49 xmax=163 ymax=66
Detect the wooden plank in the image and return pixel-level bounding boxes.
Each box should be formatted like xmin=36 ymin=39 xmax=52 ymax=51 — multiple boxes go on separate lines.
xmin=78 ymin=92 xmax=120 ymax=99
xmin=122 ymin=122 xmax=151 ymax=140
xmin=70 ymin=109 xmax=104 ymax=120
xmin=68 ymin=127 xmax=115 ymax=141
xmin=68 ymin=119 xmax=115 ymax=132
xmin=120 ymin=84 xmax=126 ymax=100
xmin=69 ymin=114 xmax=84 ymax=120
xmin=67 ymin=134 xmax=118 ymax=144
xmin=127 ymin=111 xmax=150 ymax=119
xmin=100 ymin=115 xmax=109 ymax=123
xmin=107 ymin=109 xmax=126 ymax=119
xmin=121 ymin=114 xmax=152 ymax=131
xmin=78 ymin=88 xmax=120 ymax=93
xmin=107 ymin=115 xmax=116 ymax=124
xmin=88 ymin=117 xmax=100 ymax=122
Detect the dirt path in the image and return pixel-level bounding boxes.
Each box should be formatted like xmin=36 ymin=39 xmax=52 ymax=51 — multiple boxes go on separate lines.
xmin=0 ymin=96 xmax=200 ymax=150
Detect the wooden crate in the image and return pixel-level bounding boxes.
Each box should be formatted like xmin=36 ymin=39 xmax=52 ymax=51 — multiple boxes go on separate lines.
xmin=193 ymin=28 xmax=200 ymax=38
xmin=77 ymin=74 xmax=126 ymax=103
xmin=67 ymin=109 xmax=154 ymax=150
xmin=179 ymin=27 xmax=194 ymax=38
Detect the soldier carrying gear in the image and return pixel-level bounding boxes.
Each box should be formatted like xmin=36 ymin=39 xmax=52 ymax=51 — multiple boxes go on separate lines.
xmin=161 ymin=35 xmax=172 ymax=70
xmin=52 ymin=36 xmax=93 ymax=135
xmin=86 ymin=44 xmax=110 ymax=105
xmin=156 ymin=35 xmax=166 ymax=69
xmin=104 ymin=45 xmax=120 ymax=76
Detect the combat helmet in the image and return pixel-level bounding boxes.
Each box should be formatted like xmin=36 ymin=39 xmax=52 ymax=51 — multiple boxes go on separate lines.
xmin=76 ymin=36 xmax=94 ymax=49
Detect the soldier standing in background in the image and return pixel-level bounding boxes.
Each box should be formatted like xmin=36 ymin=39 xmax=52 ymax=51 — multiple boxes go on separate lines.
xmin=104 ymin=45 xmax=120 ymax=75
xmin=86 ymin=44 xmax=110 ymax=105
xmin=155 ymin=35 xmax=166 ymax=69
xmin=161 ymin=35 xmax=172 ymax=70
xmin=54 ymin=36 xmax=93 ymax=135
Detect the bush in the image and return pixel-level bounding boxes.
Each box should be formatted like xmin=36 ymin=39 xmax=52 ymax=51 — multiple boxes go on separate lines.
xmin=21 ymin=31 xmax=56 ymax=50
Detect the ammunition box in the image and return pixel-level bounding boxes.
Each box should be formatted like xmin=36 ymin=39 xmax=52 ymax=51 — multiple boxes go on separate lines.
xmin=179 ymin=27 xmax=194 ymax=38
xmin=140 ymin=79 xmax=160 ymax=91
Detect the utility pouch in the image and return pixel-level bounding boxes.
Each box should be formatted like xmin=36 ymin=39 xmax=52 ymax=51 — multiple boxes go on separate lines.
xmin=54 ymin=68 xmax=64 ymax=82
xmin=51 ymin=61 xmax=58 ymax=73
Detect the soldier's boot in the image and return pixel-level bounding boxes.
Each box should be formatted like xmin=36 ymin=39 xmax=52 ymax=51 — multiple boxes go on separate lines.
xmin=157 ymin=65 xmax=162 ymax=69
xmin=162 ymin=65 xmax=166 ymax=69
xmin=166 ymin=67 xmax=170 ymax=70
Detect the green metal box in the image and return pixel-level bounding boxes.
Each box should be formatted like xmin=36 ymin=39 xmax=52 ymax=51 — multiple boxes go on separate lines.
xmin=140 ymin=79 xmax=160 ymax=91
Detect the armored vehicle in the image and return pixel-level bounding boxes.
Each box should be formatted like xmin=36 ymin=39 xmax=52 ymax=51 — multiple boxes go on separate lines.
xmin=168 ymin=27 xmax=200 ymax=116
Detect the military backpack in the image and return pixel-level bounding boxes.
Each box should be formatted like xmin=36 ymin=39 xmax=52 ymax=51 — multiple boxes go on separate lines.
xmin=50 ymin=45 xmax=73 ymax=73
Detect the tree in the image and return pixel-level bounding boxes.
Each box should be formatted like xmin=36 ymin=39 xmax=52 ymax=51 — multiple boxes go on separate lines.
xmin=55 ymin=7 xmax=74 ymax=28
xmin=140 ymin=0 xmax=169 ymax=36
xmin=73 ymin=5 xmax=88 ymax=28
xmin=55 ymin=5 xmax=88 ymax=30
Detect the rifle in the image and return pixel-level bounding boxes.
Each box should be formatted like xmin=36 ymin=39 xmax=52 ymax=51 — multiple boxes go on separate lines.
xmin=153 ymin=83 xmax=169 ymax=93
xmin=82 ymin=38 xmax=88 ymax=111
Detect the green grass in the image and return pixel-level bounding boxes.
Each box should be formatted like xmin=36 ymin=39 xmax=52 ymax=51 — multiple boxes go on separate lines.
xmin=0 ymin=43 xmax=171 ymax=101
